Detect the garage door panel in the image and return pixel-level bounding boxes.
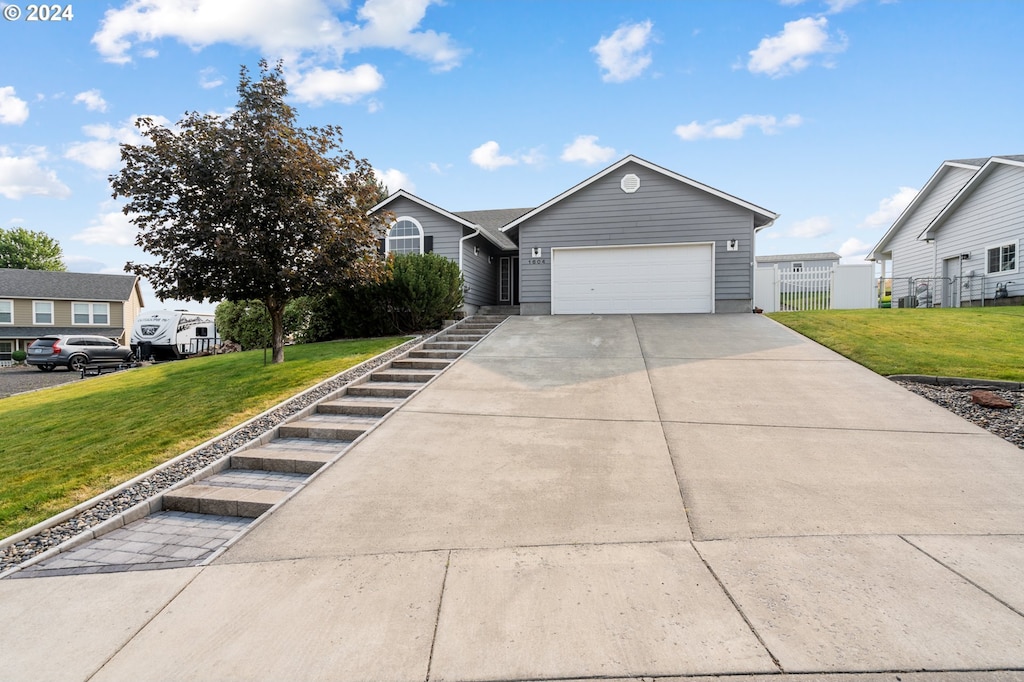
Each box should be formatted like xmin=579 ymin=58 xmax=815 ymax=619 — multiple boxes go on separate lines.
xmin=552 ymin=243 xmax=714 ymax=314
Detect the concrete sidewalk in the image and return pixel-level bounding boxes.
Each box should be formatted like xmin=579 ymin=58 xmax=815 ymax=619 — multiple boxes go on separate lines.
xmin=5 ymin=314 xmax=1024 ymax=681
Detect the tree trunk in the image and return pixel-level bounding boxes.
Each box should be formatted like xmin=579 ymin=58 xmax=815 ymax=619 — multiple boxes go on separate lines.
xmin=267 ymin=298 xmax=286 ymax=364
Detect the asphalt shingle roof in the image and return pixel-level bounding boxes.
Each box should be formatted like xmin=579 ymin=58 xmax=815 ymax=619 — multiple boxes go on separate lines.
xmin=454 ymin=209 xmax=530 ymax=251
xmin=755 ymin=252 xmax=841 ymax=263
xmin=0 ymin=269 xmax=139 ymax=301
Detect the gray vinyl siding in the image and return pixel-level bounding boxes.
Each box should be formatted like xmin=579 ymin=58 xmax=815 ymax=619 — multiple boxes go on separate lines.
xmin=460 ymin=232 xmax=501 ymax=306
xmin=890 ymin=167 xmax=974 ymax=301
xmin=379 ymin=197 xmax=502 ymax=306
xmin=518 ymin=162 xmax=756 ymax=307
xmin=385 ymin=197 xmax=464 ymax=262
xmin=933 ymin=163 xmax=1024 ymax=299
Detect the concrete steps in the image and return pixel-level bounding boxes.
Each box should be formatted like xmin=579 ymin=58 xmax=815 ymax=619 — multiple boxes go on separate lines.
xmin=15 ymin=314 xmax=511 ymax=576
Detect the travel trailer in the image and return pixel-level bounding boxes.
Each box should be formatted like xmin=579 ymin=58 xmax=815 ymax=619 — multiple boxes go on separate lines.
xmin=130 ymin=310 xmax=219 ymax=360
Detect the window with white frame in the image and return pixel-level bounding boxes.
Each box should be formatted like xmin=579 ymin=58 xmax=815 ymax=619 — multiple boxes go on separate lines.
xmin=0 ymin=300 xmax=11 ymax=324
xmin=0 ymin=341 xmax=11 ymax=361
xmin=73 ymin=302 xmax=110 ymax=325
xmin=33 ymin=301 xmax=53 ymax=325
xmin=791 ymin=262 xmax=804 ymax=272
xmin=386 ymin=217 xmax=424 ymax=255
xmin=987 ymin=243 xmax=1017 ymax=275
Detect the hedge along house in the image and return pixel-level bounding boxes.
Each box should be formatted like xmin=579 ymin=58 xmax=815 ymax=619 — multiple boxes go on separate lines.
xmin=369 ymin=155 xmax=778 ymax=315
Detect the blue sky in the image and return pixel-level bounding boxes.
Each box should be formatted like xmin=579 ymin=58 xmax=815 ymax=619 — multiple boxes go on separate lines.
xmin=2 ymin=0 xmax=1023 ymax=312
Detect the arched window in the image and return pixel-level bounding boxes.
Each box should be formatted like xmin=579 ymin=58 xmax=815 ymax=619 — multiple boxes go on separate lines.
xmin=387 ymin=217 xmax=424 ymax=255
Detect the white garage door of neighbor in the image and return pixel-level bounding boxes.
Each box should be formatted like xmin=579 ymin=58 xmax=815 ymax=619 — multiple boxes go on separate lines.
xmin=551 ymin=243 xmax=714 ymax=314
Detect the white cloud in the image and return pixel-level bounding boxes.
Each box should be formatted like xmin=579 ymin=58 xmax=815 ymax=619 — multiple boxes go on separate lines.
xmin=591 ymin=20 xmax=654 ymax=83
xmin=373 ymin=167 xmax=414 ymax=194
xmin=747 ymin=17 xmax=847 ymax=78
xmin=73 ymin=89 xmax=109 ymax=112
xmin=787 ymin=216 xmax=833 ymax=238
xmin=288 ymin=64 xmax=385 ymax=105
xmin=825 ymin=0 xmax=866 ymax=13
xmin=0 ymin=147 xmax=71 ymax=199
xmin=63 ymin=254 xmax=109 ymax=273
xmin=674 ymin=114 xmax=803 ymax=141
xmin=469 ymin=141 xmax=518 ymax=171
xmin=92 ymin=0 xmax=465 ymax=71
xmin=65 ymin=116 xmax=169 ymax=171
xmin=837 ymin=236 xmax=874 ymax=263
xmin=561 ymin=135 xmax=616 ymax=164
xmin=199 ymin=67 xmax=224 ymax=89
xmin=73 ymin=209 xmax=137 ymax=246
xmin=860 ymin=186 xmax=918 ymax=229
xmin=0 ymin=86 xmax=29 ymax=125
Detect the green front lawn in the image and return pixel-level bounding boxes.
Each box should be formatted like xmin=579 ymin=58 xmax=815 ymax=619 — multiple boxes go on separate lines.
xmin=769 ymin=307 xmax=1024 ymax=381
xmin=0 ymin=337 xmax=408 ymax=539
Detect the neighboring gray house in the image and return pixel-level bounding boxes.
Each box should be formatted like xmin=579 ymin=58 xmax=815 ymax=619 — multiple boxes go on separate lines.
xmin=0 ymin=269 xmax=144 ymax=362
xmin=370 ymin=155 xmax=778 ymax=315
xmin=756 ymin=252 xmax=840 ymax=271
xmin=868 ymin=155 xmax=1024 ymax=307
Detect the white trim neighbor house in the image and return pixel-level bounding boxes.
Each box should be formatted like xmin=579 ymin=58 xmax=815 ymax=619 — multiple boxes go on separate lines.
xmin=369 ymin=155 xmax=778 ymax=315
xmin=868 ymin=155 xmax=1024 ymax=308
xmin=0 ymin=269 xmax=144 ymax=363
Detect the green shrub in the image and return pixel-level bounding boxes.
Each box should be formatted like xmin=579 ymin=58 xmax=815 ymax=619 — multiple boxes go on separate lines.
xmin=215 ymin=299 xmax=315 ymax=349
xmin=308 ymin=253 xmax=464 ymax=339
xmin=11 ymin=350 xmax=26 ymax=363
xmin=386 ymin=253 xmax=463 ymax=331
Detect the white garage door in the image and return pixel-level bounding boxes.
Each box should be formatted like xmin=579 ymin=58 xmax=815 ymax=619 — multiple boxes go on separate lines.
xmin=551 ymin=243 xmax=714 ymax=314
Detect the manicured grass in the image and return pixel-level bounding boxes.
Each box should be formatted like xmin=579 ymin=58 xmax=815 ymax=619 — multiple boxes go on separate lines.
xmin=0 ymin=337 xmax=408 ymax=539
xmin=769 ymin=307 xmax=1024 ymax=381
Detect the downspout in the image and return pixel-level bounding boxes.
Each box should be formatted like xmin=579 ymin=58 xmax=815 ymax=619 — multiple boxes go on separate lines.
xmin=458 ymin=228 xmax=481 ymax=273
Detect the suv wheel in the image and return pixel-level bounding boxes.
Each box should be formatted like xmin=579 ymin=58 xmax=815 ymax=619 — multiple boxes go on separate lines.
xmin=67 ymin=355 xmax=88 ymax=372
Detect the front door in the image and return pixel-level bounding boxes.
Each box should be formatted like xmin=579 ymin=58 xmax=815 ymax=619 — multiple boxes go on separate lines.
xmin=499 ymin=256 xmax=519 ymax=305
xmin=943 ymin=256 xmax=961 ymax=308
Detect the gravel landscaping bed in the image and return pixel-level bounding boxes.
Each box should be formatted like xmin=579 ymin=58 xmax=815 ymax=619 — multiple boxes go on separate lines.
xmin=895 ymin=380 xmax=1024 ymax=450
xmin=0 ymin=338 xmax=426 ymax=572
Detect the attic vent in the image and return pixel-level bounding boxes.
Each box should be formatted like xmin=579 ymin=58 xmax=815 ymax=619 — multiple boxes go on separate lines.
xmin=621 ymin=173 xmax=641 ymax=193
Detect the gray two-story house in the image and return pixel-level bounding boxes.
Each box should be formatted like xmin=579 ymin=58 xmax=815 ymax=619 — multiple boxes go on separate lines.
xmin=370 ymin=155 xmax=778 ymax=315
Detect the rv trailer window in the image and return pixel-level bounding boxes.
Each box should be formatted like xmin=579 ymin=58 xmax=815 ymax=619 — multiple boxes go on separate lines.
xmin=195 ymin=327 xmax=208 ymax=337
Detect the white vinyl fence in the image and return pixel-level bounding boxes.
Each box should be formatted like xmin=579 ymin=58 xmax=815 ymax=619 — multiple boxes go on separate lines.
xmin=754 ymin=264 xmax=876 ymax=313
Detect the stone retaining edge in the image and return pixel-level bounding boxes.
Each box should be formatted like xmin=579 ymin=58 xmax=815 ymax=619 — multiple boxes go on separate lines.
xmin=888 ymin=374 xmax=1024 ymax=390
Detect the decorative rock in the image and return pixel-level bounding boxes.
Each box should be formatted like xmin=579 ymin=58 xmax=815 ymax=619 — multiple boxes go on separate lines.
xmin=971 ymin=389 xmax=1015 ymax=409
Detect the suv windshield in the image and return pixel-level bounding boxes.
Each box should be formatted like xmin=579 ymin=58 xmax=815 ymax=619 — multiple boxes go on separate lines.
xmin=31 ymin=339 xmax=58 ymax=348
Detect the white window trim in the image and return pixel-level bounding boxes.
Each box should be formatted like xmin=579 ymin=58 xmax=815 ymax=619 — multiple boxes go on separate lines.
xmin=386 ymin=216 xmax=425 ymax=255
xmin=985 ymin=240 xmax=1018 ymax=276
xmin=0 ymin=299 xmax=12 ymax=325
xmin=72 ymin=301 xmax=110 ymax=326
xmin=791 ymin=262 xmax=804 ymax=272
xmin=33 ymin=300 xmax=53 ymax=326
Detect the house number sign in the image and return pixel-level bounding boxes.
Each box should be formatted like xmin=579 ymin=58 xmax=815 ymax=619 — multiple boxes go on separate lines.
xmin=527 ymin=258 xmax=549 ymax=265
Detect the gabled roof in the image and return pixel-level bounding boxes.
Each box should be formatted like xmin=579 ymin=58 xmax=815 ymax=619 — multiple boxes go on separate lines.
xmin=756 ymin=252 xmax=840 ymax=263
xmin=368 ymin=190 xmax=518 ymax=251
xmin=0 ymin=269 xmax=141 ymax=302
xmin=919 ymin=155 xmax=1024 ymax=240
xmin=502 ymin=155 xmax=779 ymax=233
xmin=867 ymin=158 xmax=984 ymax=261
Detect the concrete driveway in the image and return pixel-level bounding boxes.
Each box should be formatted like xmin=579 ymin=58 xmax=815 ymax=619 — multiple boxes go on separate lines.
xmin=6 ymin=314 xmax=1024 ymax=681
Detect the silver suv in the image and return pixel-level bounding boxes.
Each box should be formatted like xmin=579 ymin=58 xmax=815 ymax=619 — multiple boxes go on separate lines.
xmin=26 ymin=335 xmax=135 ymax=372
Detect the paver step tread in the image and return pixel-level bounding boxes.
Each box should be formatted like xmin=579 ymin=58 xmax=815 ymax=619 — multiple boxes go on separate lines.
xmin=163 ymin=484 xmax=288 ymax=518
xmin=231 ymin=447 xmax=334 ymax=474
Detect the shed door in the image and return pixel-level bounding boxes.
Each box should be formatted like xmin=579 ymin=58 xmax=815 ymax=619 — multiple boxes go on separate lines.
xmin=551 ymin=243 xmax=714 ymax=314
